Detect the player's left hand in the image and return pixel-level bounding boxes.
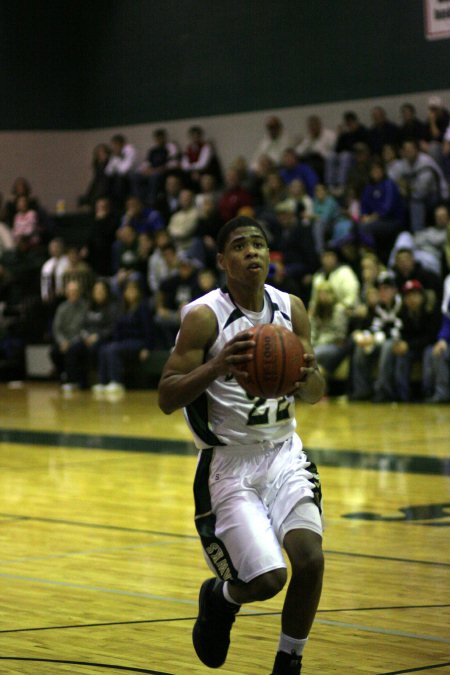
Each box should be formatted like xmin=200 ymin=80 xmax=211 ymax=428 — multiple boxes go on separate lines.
xmin=288 ymin=353 xmax=318 ymax=394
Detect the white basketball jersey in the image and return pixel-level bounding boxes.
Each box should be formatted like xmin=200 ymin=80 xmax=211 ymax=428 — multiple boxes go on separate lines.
xmin=180 ymin=285 xmax=298 ymax=450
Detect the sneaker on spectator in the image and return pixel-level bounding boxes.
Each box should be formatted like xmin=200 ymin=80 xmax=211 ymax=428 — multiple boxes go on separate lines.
xmin=61 ymin=383 xmax=77 ymax=394
xmin=425 ymin=395 xmax=450 ymax=404
xmin=105 ymin=382 xmax=125 ymax=395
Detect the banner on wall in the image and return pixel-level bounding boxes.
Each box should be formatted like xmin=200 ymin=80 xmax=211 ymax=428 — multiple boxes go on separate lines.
xmin=424 ymin=0 xmax=450 ymax=39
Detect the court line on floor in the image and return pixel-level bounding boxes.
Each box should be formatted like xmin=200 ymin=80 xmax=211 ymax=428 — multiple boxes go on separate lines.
xmin=0 ymin=571 xmax=199 ymax=605
xmin=0 ymin=511 xmax=448 ymax=568
xmin=5 ymin=569 xmax=448 ymax=636
xmin=0 ymin=607 xmax=448 ymax=648
xmin=319 ymin=603 xmax=450 ymax=613
xmin=0 ymin=455 xmax=152 ymax=474
xmin=0 ymin=428 xmax=194 ymax=455
xmin=0 ymin=512 xmax=198 ymax=539
xmin=0 ymin=427 xmax=448 ymax=475
xmin=312 ymin=618 xmax=450 ymax=644
xmin=0 ymin=603 xmax=447 ymax=635
xmin=0 ymin=658 xmax=171 ymax=674
xmin=325 ymin=549 xmax=450 ymax=568
xmin=0 ymin=541 xmax=182 ymax=565
xmin=379 ymin=663 xmax=450 ymax=674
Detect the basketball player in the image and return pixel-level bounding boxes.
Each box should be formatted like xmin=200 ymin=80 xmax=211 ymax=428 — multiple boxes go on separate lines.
xmin=158 ymin=216 xmax=325 ymax=674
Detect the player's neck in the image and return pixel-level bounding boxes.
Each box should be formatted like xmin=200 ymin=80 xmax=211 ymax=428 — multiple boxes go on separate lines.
xmin=228 ymin=283 xmax=265 ymax=312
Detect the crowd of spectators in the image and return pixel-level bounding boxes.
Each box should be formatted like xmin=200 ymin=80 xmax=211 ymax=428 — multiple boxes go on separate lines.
xmin=0 ymin=96 xmax=449 ymax=402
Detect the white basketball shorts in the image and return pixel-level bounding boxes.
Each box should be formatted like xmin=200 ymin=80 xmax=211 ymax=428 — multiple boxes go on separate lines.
xmin=193 ymin=433 xmax=323 ymax=584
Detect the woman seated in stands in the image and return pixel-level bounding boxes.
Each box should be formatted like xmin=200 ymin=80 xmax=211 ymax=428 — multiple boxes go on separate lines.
xmin=2 ymin=177 xmax=41 ymax=227
xmin=12 ymin=196 xmax=40 ymax=247
xmin=261 ymin=169 xmax=287 ymax=211
xmin=309 ymin=280 xmax=350 ymax=385
xmin=78 ymin=143 xmax=111 ymax=210
xmin=94 ymin=279 xmax=153 ymax=395
xmin=61 ymin=279 xmax=118 ymax=391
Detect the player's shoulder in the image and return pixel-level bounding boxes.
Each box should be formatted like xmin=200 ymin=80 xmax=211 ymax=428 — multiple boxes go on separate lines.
xmin=288 ymin=293 xmax=306 ymax=313
xmin=180 ymin=288 xmax=232 ymax=332
xmin=181 ymin=288 xmax=223 ymax=317
xmin=176 ymin=299 xmax=220 ymax=353
xmin=265 ymin=284 xmax=294 ymax=315
xmin=178 ymin=303 xmax=218 ymax=347
xmin=265 ymin=284 xmax=289 ymax=303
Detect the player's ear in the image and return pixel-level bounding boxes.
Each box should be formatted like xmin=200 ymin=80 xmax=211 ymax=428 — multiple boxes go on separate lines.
xmin=216 ymin=252 xmax=225 ymax=271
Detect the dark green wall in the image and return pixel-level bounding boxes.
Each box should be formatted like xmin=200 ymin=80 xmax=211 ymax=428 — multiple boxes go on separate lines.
xmin=1 ymin=0 xmax=448 ymax=130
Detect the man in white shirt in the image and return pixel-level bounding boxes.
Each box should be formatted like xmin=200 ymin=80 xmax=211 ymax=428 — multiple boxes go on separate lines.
xmin=296 ymin=115 xmax=336 ymax=161
xmin=296 ymin=115 xmax=336 ymax=182
xmin=105 ymin=134 xmax=138 ymax=208
xmin=40 ymin=237 xmax=69 ymax=306
xmin=134 ymin=128 xmax=180 ymax=205
xmin=389 ymin=139 xmax=449 ymax=232
xmin=251 ymin=116 xmax=292 ymax=169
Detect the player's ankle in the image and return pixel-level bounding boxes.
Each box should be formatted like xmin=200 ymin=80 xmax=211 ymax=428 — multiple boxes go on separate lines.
xmin=222 ymin=580 xmax=241 ymax=606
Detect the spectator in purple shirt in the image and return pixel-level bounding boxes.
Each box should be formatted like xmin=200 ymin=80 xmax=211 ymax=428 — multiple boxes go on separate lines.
xmin=423 ymin=274 xmax=450 ymax=403
xmin=279 ymin=149 xmax=319 ymax=197
xmin=359 ymin=161 xmax=405 ymax=264
xmin=119 ymin=196 xmax=164 ymax=236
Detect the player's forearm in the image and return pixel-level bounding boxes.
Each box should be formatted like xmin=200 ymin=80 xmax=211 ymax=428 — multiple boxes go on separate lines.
xmin=158 ymin=361 xmax=219 ymax=414
xmin=297 ymin=369 xmax=325 ymax=404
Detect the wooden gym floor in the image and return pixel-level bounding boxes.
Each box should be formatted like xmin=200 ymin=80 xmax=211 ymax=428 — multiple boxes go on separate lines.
xmin=0 ymin=382 xmax=448 ymax=674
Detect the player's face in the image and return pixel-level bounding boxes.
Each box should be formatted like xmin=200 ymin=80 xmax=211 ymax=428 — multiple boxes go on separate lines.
xmin=218 ymin=226 xmax=270 ymax=286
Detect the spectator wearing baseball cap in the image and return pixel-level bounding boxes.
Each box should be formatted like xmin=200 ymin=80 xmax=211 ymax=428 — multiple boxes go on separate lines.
xmin=375 ymin=270 xmax=397 ymax=287
xmin=401 ymin=279 xmax=424 ymax=294
xmin=392 ymin=248 xmax=442 ymax=309
xmin=349 ymin=270 xmax=402 ymax=401
xmin=391 ymin=278 xmax=441 ymax=402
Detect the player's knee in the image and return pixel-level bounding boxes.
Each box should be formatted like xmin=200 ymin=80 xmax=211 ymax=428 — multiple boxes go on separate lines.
xmin=252 ymin=568 xmax=287 ymax=600
xmin=292 ymin=547 xmax=324 ymax=580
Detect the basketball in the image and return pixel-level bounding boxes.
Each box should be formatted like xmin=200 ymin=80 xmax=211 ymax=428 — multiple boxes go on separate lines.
xmin=235 ymin=323 xmax=305 ymax=399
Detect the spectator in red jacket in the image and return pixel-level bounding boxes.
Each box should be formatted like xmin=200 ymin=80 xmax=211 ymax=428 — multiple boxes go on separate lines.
xmin=218 ymin=167 xmax=254 ymax=224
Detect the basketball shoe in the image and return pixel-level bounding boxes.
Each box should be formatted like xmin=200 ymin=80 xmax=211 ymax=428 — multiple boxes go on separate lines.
xmin=192 ymin=577 xmax=240 ymax=668
xmin=271 ymin=650 xmax=302 ymax=674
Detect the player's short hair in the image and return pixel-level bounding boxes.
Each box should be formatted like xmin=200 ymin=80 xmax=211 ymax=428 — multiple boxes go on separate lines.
xmin=216 ymin=216 xmax=269 ymax=253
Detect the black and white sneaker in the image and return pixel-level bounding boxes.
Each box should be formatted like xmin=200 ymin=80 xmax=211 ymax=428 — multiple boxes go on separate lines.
xmin=271 ymin=650 xmax=302 ymax=674
xmin=192 ymin=578 xmax=240 ymax=668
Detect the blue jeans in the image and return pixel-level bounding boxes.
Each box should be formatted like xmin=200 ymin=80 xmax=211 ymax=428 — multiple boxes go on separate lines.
xmin=315 ymin=343 xmax=348 ymax=374
xmin=409 ymin=196 xmax=440 ymax=233
xmin=65 ymin=338 xmax=102 ymax=388
xmin=324 ymin=151 xmax=354 ymax=187
xmin=351 ymin=339 xmax=396 ymax=399
xmin=393 ymin=348 xmax=422 ymax=402
xmin=422 ymin=343 xmax=450 ymax=401
xmin=98 ymin=339 xmax=145 ymax=384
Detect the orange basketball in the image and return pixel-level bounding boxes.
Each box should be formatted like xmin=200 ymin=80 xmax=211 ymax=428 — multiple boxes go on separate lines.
xmin=235 ymin=323 xmax=305 ymax=399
